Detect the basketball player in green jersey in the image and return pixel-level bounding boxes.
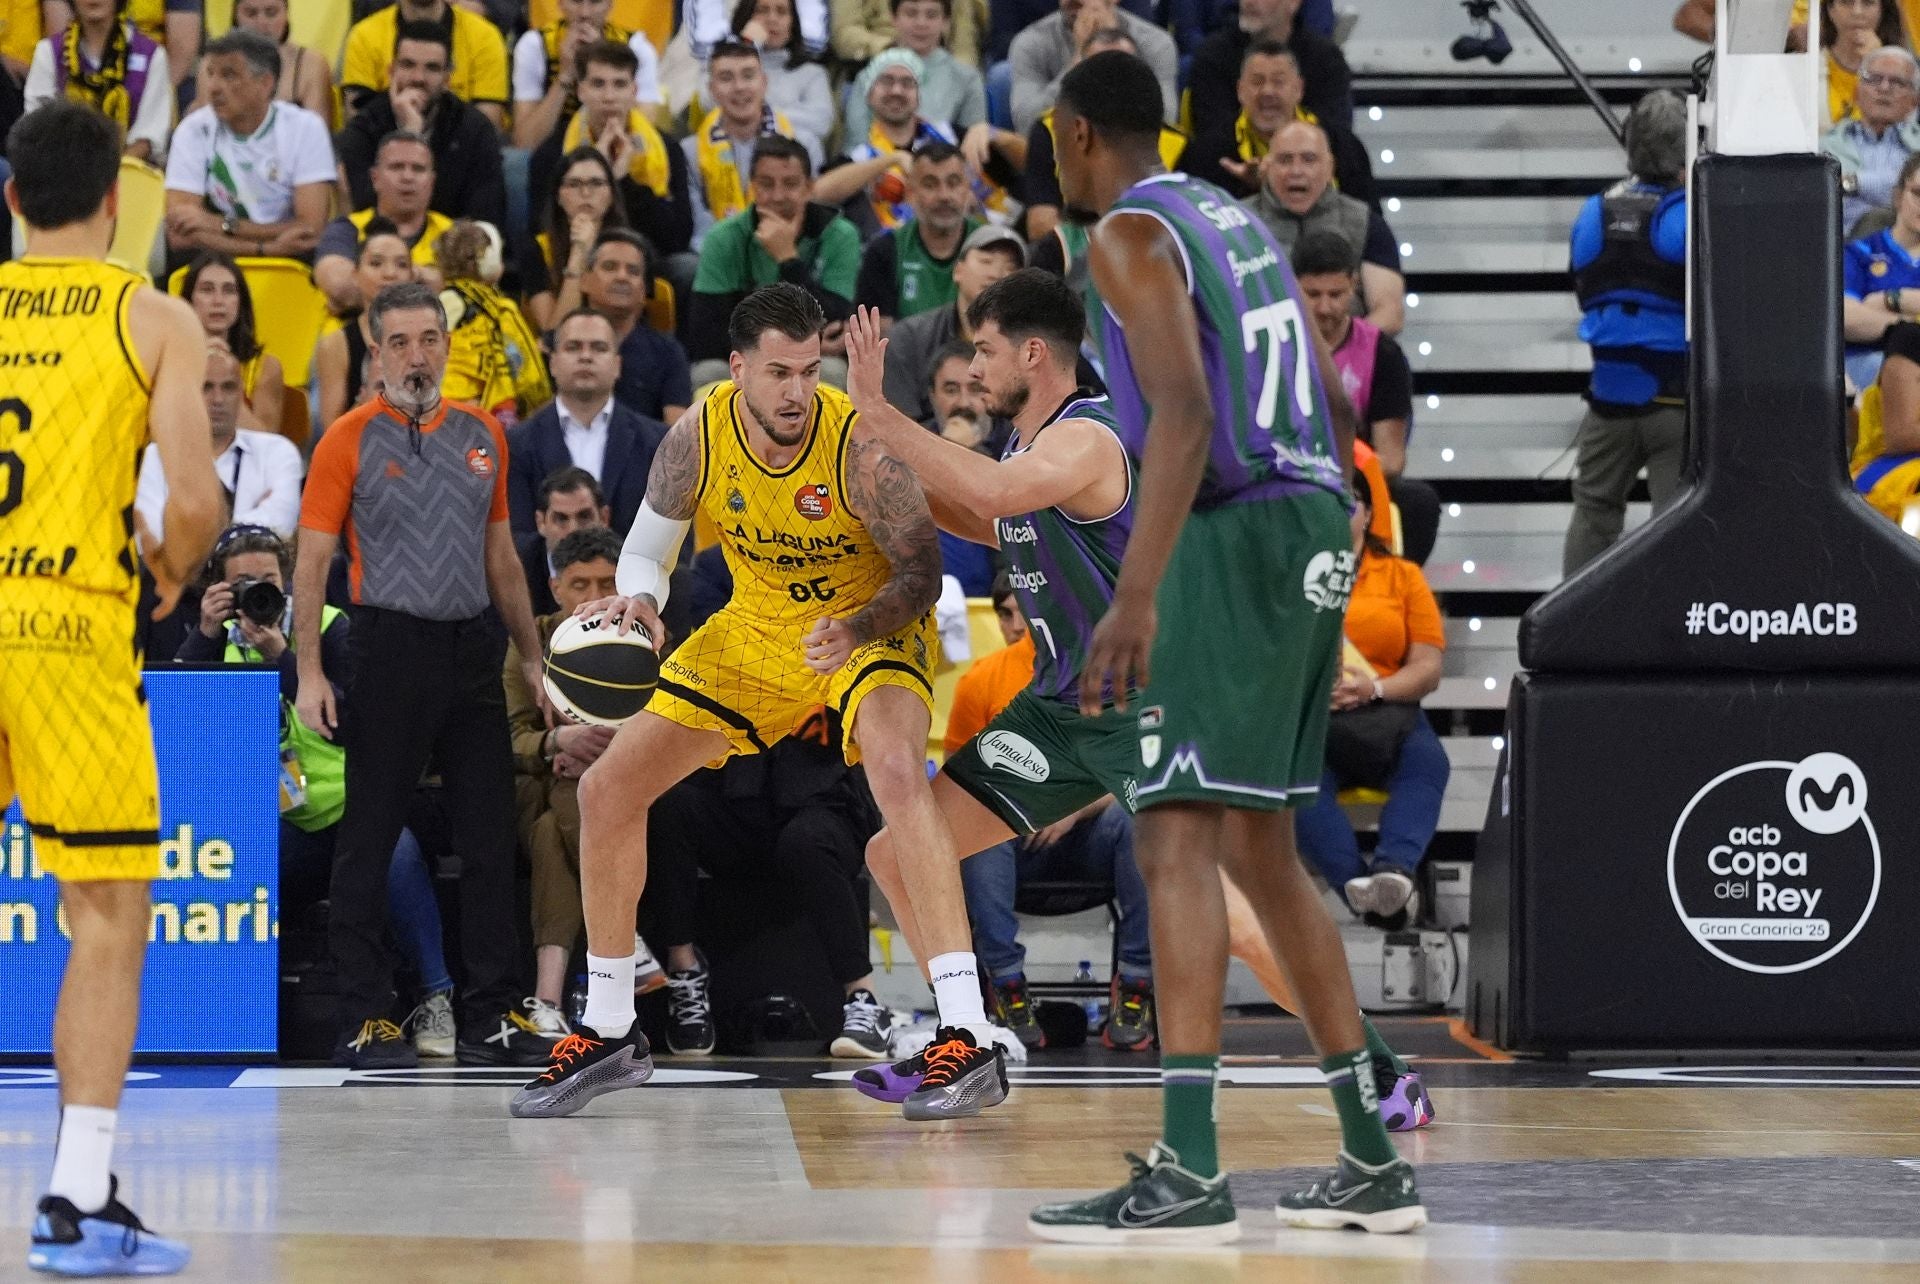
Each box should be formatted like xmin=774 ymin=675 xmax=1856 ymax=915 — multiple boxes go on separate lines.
xmin=1026 ymin=50 xmax=1426 ymax=1243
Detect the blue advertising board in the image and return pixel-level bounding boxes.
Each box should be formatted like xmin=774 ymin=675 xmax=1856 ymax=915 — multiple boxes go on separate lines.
xmin=0 ymin=667 xmax=280 ymax=1055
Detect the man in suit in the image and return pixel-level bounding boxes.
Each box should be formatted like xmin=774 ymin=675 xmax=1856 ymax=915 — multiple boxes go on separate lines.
xmin=515 ymin=467 xmax=611 ymax=616
xmin=507 ymin=307 xmax=668 ymax=540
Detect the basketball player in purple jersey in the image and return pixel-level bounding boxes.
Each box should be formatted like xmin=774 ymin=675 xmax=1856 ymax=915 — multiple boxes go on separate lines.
xmin=1025 ymin=50 xmax=1426 ymax=1243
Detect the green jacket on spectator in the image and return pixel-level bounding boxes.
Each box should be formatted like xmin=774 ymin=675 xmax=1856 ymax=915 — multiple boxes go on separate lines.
xmin=687 ymin=201 xmax=862 ymax=362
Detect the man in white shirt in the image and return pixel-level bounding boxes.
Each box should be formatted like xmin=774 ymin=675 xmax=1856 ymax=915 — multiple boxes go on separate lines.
xmin=137 ymin=345 xmax=304 ymax=543
xmin=512 ymin=0 xmax=662 ymax=149
xmin=506 ymin=308 xmax=669 ymax=539
xmin=162 ymin=29 xmax=335 ymax=263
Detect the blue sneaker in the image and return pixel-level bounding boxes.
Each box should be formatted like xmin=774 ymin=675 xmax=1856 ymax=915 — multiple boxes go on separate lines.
xmin=27 ymin=1178 xmax=190 ymax=1277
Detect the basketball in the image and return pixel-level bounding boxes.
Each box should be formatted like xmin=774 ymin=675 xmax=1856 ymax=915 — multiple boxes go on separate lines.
xmin=542 ymin=613 xmax=660 ymax=727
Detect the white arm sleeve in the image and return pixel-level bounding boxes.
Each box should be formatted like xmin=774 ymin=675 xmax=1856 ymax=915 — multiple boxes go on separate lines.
xmin=616 ymin=499 xmax=692 ymax=605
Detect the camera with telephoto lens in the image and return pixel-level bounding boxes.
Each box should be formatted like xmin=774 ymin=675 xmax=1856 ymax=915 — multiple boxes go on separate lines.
xmin=230 ymin=576 xmax=286 ymax=627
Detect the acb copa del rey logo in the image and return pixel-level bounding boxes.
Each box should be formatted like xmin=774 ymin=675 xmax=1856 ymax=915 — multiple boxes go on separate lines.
xmin=1667 ymin=753 xmax=1881 ymax=975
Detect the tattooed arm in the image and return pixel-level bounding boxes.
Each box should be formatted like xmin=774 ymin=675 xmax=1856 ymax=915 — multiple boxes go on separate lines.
xmin=842 ymin=427 xmax=944 ymax=645
xmin=604 ymin=405 xmax=703 ymax=645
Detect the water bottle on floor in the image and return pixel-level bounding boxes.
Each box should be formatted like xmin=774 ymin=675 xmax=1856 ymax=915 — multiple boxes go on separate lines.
xmin=1075 ymin=961 xmax=1102 ymax=1033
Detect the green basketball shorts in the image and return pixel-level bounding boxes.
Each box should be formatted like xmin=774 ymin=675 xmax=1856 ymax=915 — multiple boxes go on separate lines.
xmin=942 ymin=688 xmax=1139 ymax=835
xmin=1133 ymin=490 xmax=1352 ymax=812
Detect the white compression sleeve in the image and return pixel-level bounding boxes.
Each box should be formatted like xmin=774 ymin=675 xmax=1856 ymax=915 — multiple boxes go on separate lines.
xmin=615 ymin=499 xmax=691 ymax=607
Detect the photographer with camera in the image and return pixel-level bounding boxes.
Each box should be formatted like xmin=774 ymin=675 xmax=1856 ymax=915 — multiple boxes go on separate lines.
xmin=177 ymin=525 xmax=462 ymax=1063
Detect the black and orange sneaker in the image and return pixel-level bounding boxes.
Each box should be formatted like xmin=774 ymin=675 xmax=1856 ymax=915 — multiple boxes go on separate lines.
xmin=507 ymin=1025 xmax=654 ymax=1118
xmin=902 ymin=1027 xmax=1008 ymax=1121
xmin=992 ymin=975 xmax=1046 ymax=1049
xmin=1102 ymin=975 xmax=1156 ymax=1051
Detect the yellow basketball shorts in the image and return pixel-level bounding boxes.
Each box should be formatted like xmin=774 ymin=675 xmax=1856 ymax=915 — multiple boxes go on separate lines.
xmin=650 ymin=606 xmax=939 ymax=765
xmin=0 ymin=581 xmax=160 ymax=881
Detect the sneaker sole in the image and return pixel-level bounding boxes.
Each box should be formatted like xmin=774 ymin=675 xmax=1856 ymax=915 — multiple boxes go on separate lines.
xmin=851 ymin=1072 xmax=921 ymax=1103
xmin=1276 ymin=1203 xmax=1429 ymax=1234
xmin=635 ymin=972 xmax=667 ymax=995
xmin=508 ymin=1046 xmax=655 ymax=1119
xmin=1385 ymin=1082 xmax=1436 ymax=1133
xmin=1026 ymin=1216 xmax=1241 ymax=1246
xmin=1101 ymin=1028 xmax=1154 ymax=1051
xmin=829 ymin=1035 xmax=892 ymax=1059
xmin=414 ymin=1038 xmax=455 ymax=1059
xmin=901 ymin=1062 xmax=1009 ymax=1121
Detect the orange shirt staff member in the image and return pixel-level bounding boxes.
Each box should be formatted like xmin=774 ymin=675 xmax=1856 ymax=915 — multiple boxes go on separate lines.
xmin=292 ymin=280 xmax=556 ymax=1073
xmin=1293 ymin=470 xmax=1448 ymax=926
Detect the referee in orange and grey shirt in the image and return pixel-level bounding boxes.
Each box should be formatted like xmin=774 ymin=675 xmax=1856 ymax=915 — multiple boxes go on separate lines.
xmin=294 ymin=281 xmax=552 ymax=1070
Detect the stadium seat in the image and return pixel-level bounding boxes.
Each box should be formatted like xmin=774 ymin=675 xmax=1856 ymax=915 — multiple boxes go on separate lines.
xmin=169 ymin=259 xmax=330 ymax=442
xmin=646 ymin=277 xmax=678 ymax=335
xmin=108 ymin=157 xmax=166 ymax=278
xmin=201 ymin=0 xmax=351 ymax=63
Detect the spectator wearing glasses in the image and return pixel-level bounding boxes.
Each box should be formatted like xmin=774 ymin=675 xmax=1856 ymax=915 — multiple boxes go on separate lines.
xmin=529 ymin=40 xmax=691 ymax=269
xmin=1824 ymin=44 xmax=1920 ymax=236
xmin=135 ymin=344 xmax=303 ymax=544
xmin=840 ymin=0 xmax=988 ymax=142
xmin=1817 ymin=0 xmax=1907 ymax=127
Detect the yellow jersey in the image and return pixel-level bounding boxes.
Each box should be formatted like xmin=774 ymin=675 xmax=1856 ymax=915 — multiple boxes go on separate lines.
xmin=694 ymin=380 xmax=892 ymax=629
xmin=0 ymin=257 xmax=151 ymax=604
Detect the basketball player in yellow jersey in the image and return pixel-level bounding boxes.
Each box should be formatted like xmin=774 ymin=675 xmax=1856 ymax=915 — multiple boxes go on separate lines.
xmin=513 ymin=284 xmax=1011 ymax=1121
xmin=3 ymin=102 xmax=223 ymax=1279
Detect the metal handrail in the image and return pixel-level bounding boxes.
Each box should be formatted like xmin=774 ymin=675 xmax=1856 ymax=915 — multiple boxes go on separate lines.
xmin=1488 ymin=0 xmax=1627 ymax=146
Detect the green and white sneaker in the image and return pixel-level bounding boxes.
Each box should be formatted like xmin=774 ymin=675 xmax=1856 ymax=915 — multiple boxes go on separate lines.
xmin=1028 ymin=1143 xmax=1239 ymax=1245
xmin=1275 ymin=1152 xmax=1427 ymax=1234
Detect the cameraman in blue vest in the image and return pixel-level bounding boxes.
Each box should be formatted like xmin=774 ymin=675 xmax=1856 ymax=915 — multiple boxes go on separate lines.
xmin=1564 ymin=89 xmax=1689 ymax=575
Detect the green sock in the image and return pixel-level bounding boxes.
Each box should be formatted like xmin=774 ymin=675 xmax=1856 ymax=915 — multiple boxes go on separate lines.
xmin=1320 ymin=1048 xmax=1397 ymax=1167
xmin=1160 ymin=1054 xmax=1221 ymax=1178
xmin=1361 ymin=1015 xmax=1408 ymax=1076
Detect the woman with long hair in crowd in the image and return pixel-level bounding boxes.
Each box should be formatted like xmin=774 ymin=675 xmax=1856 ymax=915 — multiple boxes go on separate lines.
xmin=313 ymin=219 xmax=415 ymax=431
xmin=183 ymin=252 xmax=287 ymax=434
xmin=23 ymin=0 xmax=174 ymax=162
xmin=1823 ymin=0 xmax=1910 ymax=124
xmin=526 ymin=146 xmax=632 ymax=330
xmin=731 ymin=0 xmax=833 ymax=144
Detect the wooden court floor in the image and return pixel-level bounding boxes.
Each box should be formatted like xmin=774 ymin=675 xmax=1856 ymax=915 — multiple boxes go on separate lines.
xmin=1 ymin=1030 xmax=1916 ymax=1281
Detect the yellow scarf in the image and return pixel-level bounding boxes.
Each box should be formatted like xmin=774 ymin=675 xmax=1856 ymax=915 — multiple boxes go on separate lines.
xmin=1235 ymin=105 xmax=1319 ymax=163
xmin=562 ymin=107 xmax=672 ymax=200
xmin=1043 ymin=109 xmax=1186 ymax=173
xmin=61 ymin=20 xmax=133 ymax=127
xmin=693 ymin=105 xmax=795 ymax=223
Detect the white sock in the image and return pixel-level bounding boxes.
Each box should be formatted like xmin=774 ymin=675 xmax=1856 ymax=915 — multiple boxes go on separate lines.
xmin=928 ymin=951 xmax=988 ymax=1029
xmin=581 ymin=952 xmax=636 ymax=1038
xmin=48 ymin=1105 xmax=115 ymax=1213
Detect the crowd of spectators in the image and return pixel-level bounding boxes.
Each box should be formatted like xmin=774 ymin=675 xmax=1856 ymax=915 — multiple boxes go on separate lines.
xmin=1673 ymin=1 xmax=1920 ymax=535
xmin=0 ymin=0 xmax=1458 ymax=1061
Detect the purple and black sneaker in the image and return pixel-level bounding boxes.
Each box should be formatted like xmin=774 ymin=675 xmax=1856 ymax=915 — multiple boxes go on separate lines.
xmin=1377 ymin=1063 xmax=1435 ymax=1133
xmin=852 ymin=1046 xmax=928 ymax=1103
